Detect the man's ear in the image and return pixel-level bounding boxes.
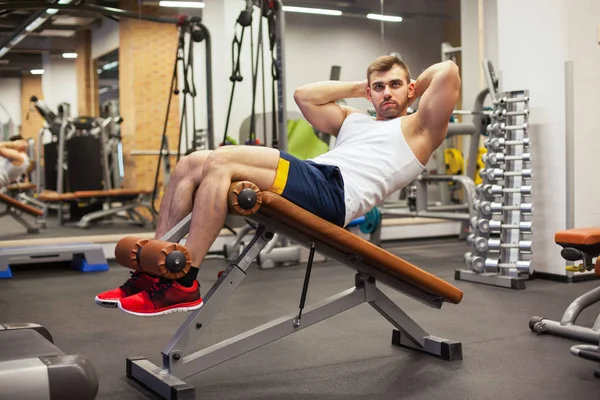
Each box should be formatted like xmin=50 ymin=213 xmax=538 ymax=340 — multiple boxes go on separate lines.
xmin=407 ymin=80 xmax=416 ymax=100
xmin=366 ymin=85 xmax=372 ymax=102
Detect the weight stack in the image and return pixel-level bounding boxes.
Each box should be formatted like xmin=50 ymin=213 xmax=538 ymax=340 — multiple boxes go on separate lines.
xmin=457 ymin=90 xmax=533 ymax=290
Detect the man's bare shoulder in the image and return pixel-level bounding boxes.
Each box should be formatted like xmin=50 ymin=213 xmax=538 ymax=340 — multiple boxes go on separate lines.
xmin=400 ymin=113 xmax=433 ymax=166
xmin=341 ymin=105 xmax=364 ymax=119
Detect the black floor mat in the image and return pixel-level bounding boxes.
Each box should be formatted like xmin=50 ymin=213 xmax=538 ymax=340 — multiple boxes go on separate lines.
xmin=1 ymin=238 xmax=599 ymax=399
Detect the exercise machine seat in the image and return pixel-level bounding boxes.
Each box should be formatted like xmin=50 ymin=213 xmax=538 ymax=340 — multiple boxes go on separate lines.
xmin=0 ymin=324 xmax=98 ymax=400
xmin=555 ymin=228 xmax=600 ymax=257
xmin=229 ymin=181 xmax=464 ymax=304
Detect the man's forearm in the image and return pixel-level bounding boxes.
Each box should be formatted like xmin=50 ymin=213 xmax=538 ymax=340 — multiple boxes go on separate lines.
xmin=413 ymin=61 xmax=458 ymax=99
xmin=294 ymin=80 xmax=366 ymax=106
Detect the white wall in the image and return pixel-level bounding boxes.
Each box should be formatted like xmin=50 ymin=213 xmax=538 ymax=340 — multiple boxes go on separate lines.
xmin=460 ymin=0 xmax=481 ymax=111
xmin=0 ymin=78 xmax=22 ymax=138
xmin=197 ymin=0 xmax=445 ymax=148
xmin=567 ymin=0 xmax=600 ymax=228
xmin=284 ymin=13 xmax=443 ymax=113
xmin=91 ymin=18 xmax=119 ymax=59
xmin=497 ymin=0 xmax=569 ymax=275
xmin=41 ymin=56 xmax=78 ymax=117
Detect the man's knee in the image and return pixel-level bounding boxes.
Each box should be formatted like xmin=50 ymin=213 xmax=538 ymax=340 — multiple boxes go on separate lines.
xmin=174 ymin=150 xmax=212 ymax=177
xmin=202 ymin=150 xmax=231 ymax=175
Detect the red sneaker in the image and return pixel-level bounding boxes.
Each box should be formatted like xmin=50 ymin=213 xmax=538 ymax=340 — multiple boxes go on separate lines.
xmin=94 ymin=272 xmax=159 ymax=308
xmin=118 ymin=279 xmax=203 ymax=317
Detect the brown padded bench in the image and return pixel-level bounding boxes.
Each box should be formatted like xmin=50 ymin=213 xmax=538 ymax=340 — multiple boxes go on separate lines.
xmin=232 ymin=182 xmax=464 ymax=304
xmin=38 ymin=188 xmax=149 ymax=202
xmin=125 ymin=180 xmax=464 ymax=400
xmin=0 ymin=192 xmax=44 ymax=234
xmin=37 ymin=188 xmax=155 ymax=229
xmin=555 ymin=227 xmax=600 ymax=276
xmin=0 ymin=192 xmax=44 ymax=217
xmin=5 ymin=182 xmax=36 ymax=192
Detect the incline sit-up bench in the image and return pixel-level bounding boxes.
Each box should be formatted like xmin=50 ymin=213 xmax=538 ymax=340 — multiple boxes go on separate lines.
xmin=122 ymin=181 xmax=465 ymax=400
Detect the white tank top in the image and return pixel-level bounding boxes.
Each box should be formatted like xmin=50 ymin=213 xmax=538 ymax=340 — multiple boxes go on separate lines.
xmin=311 ymin=113 xmax=425 ymax=227
xmin=0 ymin=155 xmax=29 ymax=188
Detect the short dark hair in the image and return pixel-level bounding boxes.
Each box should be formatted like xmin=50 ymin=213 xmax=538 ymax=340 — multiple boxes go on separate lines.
xmin=8 ymin=135 xmax=23 ymax=141
xmin=367 ymin=55 xmax=411 ymax=84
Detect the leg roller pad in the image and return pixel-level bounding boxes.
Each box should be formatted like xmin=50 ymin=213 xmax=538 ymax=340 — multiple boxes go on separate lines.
xmin=115 ymin=237 xmax=191 ymax=279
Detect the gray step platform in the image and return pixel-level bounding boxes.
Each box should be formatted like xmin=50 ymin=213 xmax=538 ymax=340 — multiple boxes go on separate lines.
xmin=0 ymin=243 xmax=109 ymax=278
xmin=0 ymin=323 xmax=99 ymax=400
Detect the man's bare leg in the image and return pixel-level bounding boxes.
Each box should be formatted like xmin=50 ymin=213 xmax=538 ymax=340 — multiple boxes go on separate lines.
xmin=154 ymin=150 xmax=212 ymax=238
xmin=116 ymin=145 xmax=281 ymax=316
xmin=185 ymin=146 xmax=280 ymax=266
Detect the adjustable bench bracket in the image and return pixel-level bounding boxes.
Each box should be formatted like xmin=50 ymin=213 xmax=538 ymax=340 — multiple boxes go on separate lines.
xmin=126 ymin=212 xmax=462 ymax=400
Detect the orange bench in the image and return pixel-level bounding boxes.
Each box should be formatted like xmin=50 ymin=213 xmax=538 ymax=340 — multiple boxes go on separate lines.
xmin=555 ymin=227 xmax=600 ymax=276
xmin=37 ymin=189 xmax=155 ymax=228
xmin=126 ymin=181 xmax=464 ymax=398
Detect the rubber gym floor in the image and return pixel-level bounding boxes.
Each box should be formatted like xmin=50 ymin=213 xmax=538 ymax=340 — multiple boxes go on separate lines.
xmin=2 ymin=237 xmax=600 ymax=399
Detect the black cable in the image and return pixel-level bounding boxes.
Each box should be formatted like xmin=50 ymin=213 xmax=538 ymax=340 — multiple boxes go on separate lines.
xmin=267 ymin=8 xmax=279 ymax=148
xmin=248 ymin=0 xmax=265 ymax=145
xmin=260 ymin=11 xmax=267 ymax=144
xmin=151 ymin=25 xmax=186 ymax=215
xmin=222 ymin=27 xmax=245 ymax=146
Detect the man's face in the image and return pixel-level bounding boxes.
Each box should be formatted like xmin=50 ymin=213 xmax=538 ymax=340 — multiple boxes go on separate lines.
xmin=366 ymin=65 xmax=414 ymax=120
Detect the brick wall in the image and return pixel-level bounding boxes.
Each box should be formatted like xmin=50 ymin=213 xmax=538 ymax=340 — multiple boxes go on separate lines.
xmin=20 ymin=75 xmax=44 ymax=140
xmin=76 ymin=30 xmax=94 ymax=116
xmin=118 ymin=1 xmax=180 ymax=208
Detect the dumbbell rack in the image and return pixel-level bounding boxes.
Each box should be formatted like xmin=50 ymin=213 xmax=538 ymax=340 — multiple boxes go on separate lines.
xmin=456 ymin=90 xmax=533 ymax=289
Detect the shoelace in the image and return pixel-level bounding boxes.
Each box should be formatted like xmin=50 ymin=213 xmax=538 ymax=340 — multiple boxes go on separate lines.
xmin=146 ymin=279 xmax=172 ymax=299
xmin=120 ymin=271 xmax=143 ymax=289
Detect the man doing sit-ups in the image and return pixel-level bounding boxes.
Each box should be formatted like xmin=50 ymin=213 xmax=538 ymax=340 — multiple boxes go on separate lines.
xmin=0 ymin=137 xmax=30 ymax=188
xmin=95 ymin=56 xmax=461 ymax=316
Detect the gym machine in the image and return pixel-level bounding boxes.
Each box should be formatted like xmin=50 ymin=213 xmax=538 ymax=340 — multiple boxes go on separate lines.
xmin=0 ymin=322 xmax=98 ymax=399
xmin=530 ymin=227 xmax=600 ymax=377
xmin=150 ymin=14 xmax=213 ymax=214
xmin=458 ymin=88 xmax=533 ymax=289
xmin=222 ymin=0 xmax=299 ymax=269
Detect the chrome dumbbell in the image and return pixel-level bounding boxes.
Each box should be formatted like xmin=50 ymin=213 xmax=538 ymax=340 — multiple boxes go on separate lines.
xmin=484 ymin=258 xmax=531 ymax=273
xmin=475 ymin=201 xmax=534 ymax=217
xmin=493 ymin=108 xmax=529 ymax=118
xmin=486 ymin=238 xmax=534 ymax=253
xmin=493 ymin=96 xmax=529 ymax=105
xmin=482 ymin=184 xmax=532 ymax=197
xmin=485 ymin=137 xmax=530 ymax=152
xmin=467 ymin=234 xmax=491 ymax=253
xmin=483 ymin=152 xmax=532 ymax=166
xmin=464 ymin=252 xmax=485 ymax=272
xmin=476 ymin=219 xmax=533 ymax=234
xmin=481 ymin=168 xmax=532 ymax=181
xmin=487 ymin=122 xmax=529 ymax=136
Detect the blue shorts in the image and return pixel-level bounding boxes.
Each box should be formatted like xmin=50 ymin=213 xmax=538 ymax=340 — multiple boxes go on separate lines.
xmin=267 ymin=151 xmax=346 ymax=227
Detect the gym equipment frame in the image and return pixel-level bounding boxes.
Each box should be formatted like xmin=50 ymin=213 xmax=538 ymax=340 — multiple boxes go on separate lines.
xmin=126 ymin=182 xmax=464 ymax=400
xmin=530 ymin=228 xmax=600 ymax=377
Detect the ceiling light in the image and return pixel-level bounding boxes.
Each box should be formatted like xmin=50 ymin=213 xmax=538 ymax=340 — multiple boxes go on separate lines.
xmin=367 ymin=14 xmax=403 ymax=22
xmin=159 ymin=1 xmax=205 ymax=8
xmin=282 ymin=6 xmax=342 ymax=16
xmin=62 ymin=52 xmax=78 ymax=59
xmin=102 ymin=61 xmax=119 ymax=71
xmin=30 ymin=69 xmax=44 ymax=75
